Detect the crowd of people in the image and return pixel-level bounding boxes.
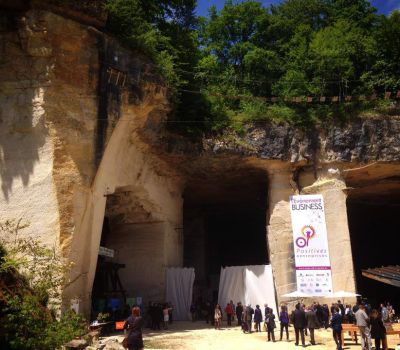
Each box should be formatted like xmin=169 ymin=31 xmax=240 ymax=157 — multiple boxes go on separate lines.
xmin=122 ymin=298 xmax=396 ymax=350
xmin=189 ymin=298 xmax=396 ymax=350
xmin=145 ymin=302 xmax=174 ymax=330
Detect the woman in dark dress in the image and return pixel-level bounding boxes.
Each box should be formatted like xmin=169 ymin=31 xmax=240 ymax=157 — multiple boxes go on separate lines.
xmin=370 ymin=309 xmax=387 ymax=350
xmin=124 ymin=306 xmax=144 ymax=350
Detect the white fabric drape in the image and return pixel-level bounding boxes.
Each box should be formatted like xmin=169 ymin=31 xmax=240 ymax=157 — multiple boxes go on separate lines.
xmin=218 ymin=266 xmax=245 ymax=310
xmin=244 ymin=265 xmax=277 ymax=316
xmin=165 ymin=267 xmax=195 ymax=321
xmin=218 ymin=265 xmax=277 ymax=316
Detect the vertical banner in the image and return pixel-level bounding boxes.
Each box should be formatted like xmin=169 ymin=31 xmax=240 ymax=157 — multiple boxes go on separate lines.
xmin=289 ymin=194 xmax=333 ymax=296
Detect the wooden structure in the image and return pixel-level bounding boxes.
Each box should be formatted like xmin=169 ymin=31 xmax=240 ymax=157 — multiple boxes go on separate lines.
xmin=92 ymin=260 xmax=126 ymax=298
xmin=341 ymin=323 xmax=400 ymax=345
xmin=341 ymin=324 xmax=358 ymax=345
xmin=362 ymin=265 xmax=400 ymax=288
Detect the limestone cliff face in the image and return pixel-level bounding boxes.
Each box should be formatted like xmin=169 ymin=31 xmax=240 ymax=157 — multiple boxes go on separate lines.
xmin=1 ymin=3 xmax=400 ymax=316
xmin=194 ymin=118 xmax=400 ymax=163
xmin=0 ymin=5 xmax=181 ymax=313
xmin=0 ymin=5 xmax=170 ymax=249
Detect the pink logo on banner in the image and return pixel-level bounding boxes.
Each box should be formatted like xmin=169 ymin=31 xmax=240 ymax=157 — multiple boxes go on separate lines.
xmin=295 ymin=225 xmax=316 ymax=248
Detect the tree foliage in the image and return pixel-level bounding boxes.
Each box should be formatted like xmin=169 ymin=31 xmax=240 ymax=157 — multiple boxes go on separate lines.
xmin=0 ymin=220 xmax=86 ymax=350
xmin=105 ymin=0 xmax=400 ymax=131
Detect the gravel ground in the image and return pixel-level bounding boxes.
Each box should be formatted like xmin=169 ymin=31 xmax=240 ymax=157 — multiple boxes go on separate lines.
xmin=104 ymin=321 xmax=400 ymax=350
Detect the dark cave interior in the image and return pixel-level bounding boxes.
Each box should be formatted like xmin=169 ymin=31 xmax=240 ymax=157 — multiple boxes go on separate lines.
xmin=183 ymin=168 xmax=269 ymax=301
xmin=347 ymin=193 xmax=400 ymax=309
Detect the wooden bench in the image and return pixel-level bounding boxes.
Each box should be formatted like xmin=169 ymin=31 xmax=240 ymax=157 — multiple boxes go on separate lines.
xmin=341 ymin=324 xmax=358 ymax=345
xmin=385 ymin=323 xmax=400 ymax=338
xmin=341 ymin=323 xmax=400 ymax=345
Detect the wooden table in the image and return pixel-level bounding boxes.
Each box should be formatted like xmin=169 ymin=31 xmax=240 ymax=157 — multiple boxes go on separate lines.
xmin=341 ymin=324 xmax=358 ymax=345
xmin=385 ymin=323 xmax=400 ymax=337
xmin=341 ymin=323 xmax=400 ymax=345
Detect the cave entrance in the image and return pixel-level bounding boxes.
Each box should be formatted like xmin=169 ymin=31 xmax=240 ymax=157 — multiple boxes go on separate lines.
xmin=183 ymin=168 xmax=269 ymax=304
xmin=91 ymin=189 xmax=167 ymax=320
xmin=347 ymin=190 xmax=400 ymax=309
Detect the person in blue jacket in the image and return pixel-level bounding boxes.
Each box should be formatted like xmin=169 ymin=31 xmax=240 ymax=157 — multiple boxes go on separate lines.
xmin=330 ymin=306 xmax=343 ymax=350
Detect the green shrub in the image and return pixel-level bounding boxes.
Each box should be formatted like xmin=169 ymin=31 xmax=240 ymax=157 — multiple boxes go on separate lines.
xmin=0 ymin=220 xmax=87 ymax=350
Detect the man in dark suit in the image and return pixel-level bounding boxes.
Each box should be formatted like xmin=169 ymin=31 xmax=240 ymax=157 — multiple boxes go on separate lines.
xmin=236 ymin=302 xmax=243 ymax=326
xmin=264 ymin=303 xmax=272 ymax=316
xmin=305 ymin=306 xmax=319 ymax=345
xmin=291 ymin=303 xmax=306 ymax=347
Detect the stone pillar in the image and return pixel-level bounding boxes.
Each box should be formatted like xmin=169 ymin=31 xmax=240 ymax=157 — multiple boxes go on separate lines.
xmin=267 ymin=170 xmax=296 ymax=304
xmin=268 ymin=170 xmax=357 ymax=308
xmin=302 ymin=177 xmax=356 ymax=295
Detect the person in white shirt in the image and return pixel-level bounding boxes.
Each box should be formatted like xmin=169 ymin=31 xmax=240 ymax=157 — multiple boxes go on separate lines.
xmin=355 ymin=304 xmax=372 ymax=350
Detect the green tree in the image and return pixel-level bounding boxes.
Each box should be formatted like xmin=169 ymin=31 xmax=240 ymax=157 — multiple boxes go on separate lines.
xmin=105 ymin=0 xmax=397 ymax=131
xmin=309 ymin=19 xmax=374 ymax=95
xmin=362 ymin=10 xmax=400 ymax=91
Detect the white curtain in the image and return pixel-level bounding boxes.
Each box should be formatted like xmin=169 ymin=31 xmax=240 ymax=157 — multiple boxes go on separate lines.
xmin=165 ymin=267 xmax=195 ymax=321
xmin=244 ymin=265 xmax=277 ymax=316
xmin=218 ymin=266 xmax=245 ymax=310
xmin=218 ymin=265 xmax=277 ymax=317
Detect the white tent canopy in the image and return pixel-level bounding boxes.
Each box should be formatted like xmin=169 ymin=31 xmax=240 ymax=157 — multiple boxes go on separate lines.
xmin=327 ymin=290 xmax=361 ymax=298
xmin=281 ymin=290 xmax=314 ymax=298
xmin=218 ymin=265 xmax=278 ymax=316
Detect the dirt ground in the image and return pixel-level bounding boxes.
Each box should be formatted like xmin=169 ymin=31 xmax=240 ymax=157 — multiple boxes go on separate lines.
xmin=108 ymin=321 xmax=400 ymax=350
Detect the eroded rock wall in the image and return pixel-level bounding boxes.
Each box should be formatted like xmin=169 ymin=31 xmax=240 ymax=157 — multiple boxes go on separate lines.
xmin=2 ymin=4 xmax=400 ymax=317
xmin=0 ymin=7 xmax=183 ymax=315
xmin=200 ymin=118 xmax=400 ymax=163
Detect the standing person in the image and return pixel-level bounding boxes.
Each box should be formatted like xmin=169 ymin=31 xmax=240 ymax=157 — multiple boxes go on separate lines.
xmin=162 ymin=304 xmax=170 ymax=329
xmin=265 ymin=308 xmax=276 ymax=342
xmin=345 ymin=304 xmax=354 ymax=324
xmin=230 ymin=300 xmax=235 ymax=323
xmin=322 ymin=304 xmax=330 ymax=329
xmin=214 ymin=304 xmax=222 ymax=330
xmin=264 ymin=303 xmax=272 ymax=317
xmin=380 ymin=303 xmax=389 ymax=323
xmin=168 ymin=302 xmax=173 ymax=324
xmin=225 ymin=303 xmax=234 ymax=326
xmin=254 ymin=305 xmax=263 ymax=332
xmin=291 ymin=303 xmax=306 ymax=347
xmin=236 ymin=302 xmax=243 ymax=326
xmin=355 ymin=304 xmax=372 ymax=350
xmin=150 ymin=303 xmax=161 ymax=330
xmin=304 ymin=304 xmax=309 ymax=336
xmin=315 ymin=303 xmax=324 ymax=327
xmin=149 ymin=302 xmax=156 ymax=330
xmin=387 ymin=302 xmax=395 ymax=322
xmin=190 ymin=302 xmax=196 ymax=322
xmin=305 ymin=306 xmax=319 ymax=345
xmin=124 ymin=306 xmax=144 ymax=350
xmin=353 ymin=301 xmax=360 ymax=314
xmin=337 ymin=300 xmax=345 ymax=316
xmin=245 ymin=304 xmax=254 ymax=333
xmin=279 ymin=305 xmax=290 ymax=341
xmin=370 ymin=309 xmax=388 ymax=350
xmin=207 ymin=301 xmax=214 ymax=325
xmin=330 ymin=306 xmax=343 ymax=350
xmin=364 ymin=300 xmax=372 ymax=316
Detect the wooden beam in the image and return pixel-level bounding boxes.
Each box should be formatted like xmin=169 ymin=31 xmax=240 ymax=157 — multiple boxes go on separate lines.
xmin=362 ymin=271 xmax=400 ymax=288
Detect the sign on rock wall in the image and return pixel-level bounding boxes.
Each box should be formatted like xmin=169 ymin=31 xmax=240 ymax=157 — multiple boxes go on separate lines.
xmin=289 ymin=195 xmax=333 ymax=296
